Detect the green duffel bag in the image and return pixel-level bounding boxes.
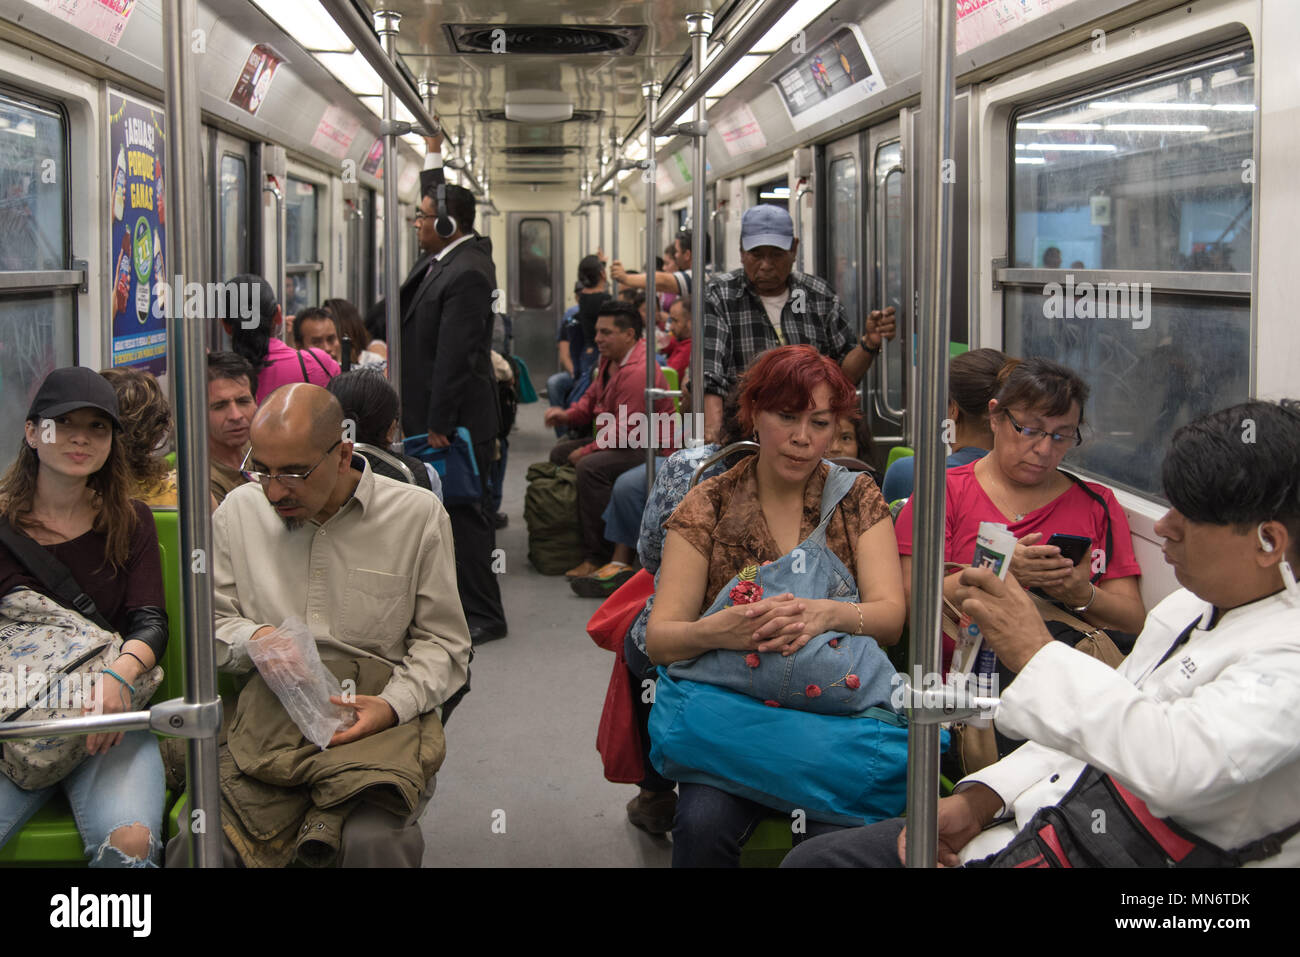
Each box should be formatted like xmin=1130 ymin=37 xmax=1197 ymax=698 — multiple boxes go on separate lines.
xmin=524 ymin=461 xmax=584 ymax=575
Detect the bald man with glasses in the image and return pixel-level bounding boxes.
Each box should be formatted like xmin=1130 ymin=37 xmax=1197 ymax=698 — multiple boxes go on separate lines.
xmin=167 ymin=383 xmax=471 ymax=868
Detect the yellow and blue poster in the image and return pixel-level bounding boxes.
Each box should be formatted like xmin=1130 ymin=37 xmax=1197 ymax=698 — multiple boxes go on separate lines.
xmin=107 ymin=90 xmax=167 ymax=375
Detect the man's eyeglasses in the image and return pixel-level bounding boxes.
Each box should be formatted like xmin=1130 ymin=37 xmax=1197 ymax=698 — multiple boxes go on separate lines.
xmin=240 ymin=439 xmax=342 ymax=487
xmin=1003 ymin=410 xmax=1082 ymax=447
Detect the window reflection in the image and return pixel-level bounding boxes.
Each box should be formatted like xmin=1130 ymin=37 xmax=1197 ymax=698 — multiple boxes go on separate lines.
xmin=219 ymin=155 xmax=248 ymax=277
xmin=0 ymin=92 xmax=65 ymax=272
xmin=828 ymin=156 xmax=859 ymax=327
xmin=519 ymin=219 xmax=552 ymax=309
xmin=1012 ymin=48 xmax=1254 ymax=273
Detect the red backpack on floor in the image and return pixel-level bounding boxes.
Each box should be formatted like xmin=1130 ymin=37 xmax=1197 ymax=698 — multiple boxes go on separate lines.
xmin=587 ymin=569 xmax=655 ymax=784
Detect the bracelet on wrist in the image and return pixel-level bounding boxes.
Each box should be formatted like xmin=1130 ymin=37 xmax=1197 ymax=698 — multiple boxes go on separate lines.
xmin=859 ymin=337 xmax=881 ymax=355
xmin=1070 ymin=581 xmax=1098 ymax=614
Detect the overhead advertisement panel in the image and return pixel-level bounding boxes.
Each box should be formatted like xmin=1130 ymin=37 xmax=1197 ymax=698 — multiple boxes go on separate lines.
xmin=956 ymin=0 xmax=1081 ymax=55
xmin=772 ymin=24 xmax=885 ymax=132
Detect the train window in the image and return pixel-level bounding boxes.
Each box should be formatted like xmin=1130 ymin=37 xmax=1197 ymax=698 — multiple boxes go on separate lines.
xmin=755 ymin=177 xmax=790 ymax=209
xmin=0 ymin=91 xmax=67 ymax=271
xmin=1004 ymin=45 xmax=1254 ymax=497
xmin=285 ymin=176 xmax=320 ymax=315
xmin=875 ymin=142 xmax=904 ymax=417
xmin=1011 ymin=48 xmax=1254 ymax=272
xmin=827 ymin=156 xmax=859 ymax=328
xmin=218 ymin=154 xmax=248 ymax=277
xmin=518 ymin=217 xmax=552 ymax=309
xmin=0 ymin=291 xmax=74 ymax=442
xmin=1005 ymin=288 xmax=1249 ymax=496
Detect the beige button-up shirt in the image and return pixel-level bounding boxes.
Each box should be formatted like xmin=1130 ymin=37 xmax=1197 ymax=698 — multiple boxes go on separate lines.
xmin=212 ymin=457 xmax=472 ymax=724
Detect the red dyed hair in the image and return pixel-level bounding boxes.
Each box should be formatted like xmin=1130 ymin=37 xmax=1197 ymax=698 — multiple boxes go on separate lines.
xmin=737 ymin=345 xmax=858 ymax=433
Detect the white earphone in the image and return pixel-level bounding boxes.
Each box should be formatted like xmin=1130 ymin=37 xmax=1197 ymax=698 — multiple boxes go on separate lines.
xmin=1261 ymin=523 xmax=1300 ymax=599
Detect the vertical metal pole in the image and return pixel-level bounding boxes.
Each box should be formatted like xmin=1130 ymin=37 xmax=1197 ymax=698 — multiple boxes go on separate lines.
xmin=597 ymin=196 xmax=606 ymax=260
xmin=377 ymin=10 xmax=403 ymax=403
xmin=611 ymin=175 xmax=620 ymax=299
xmin=687 ymin=13 xmax=711 ymax=438
xmin=905 ymin=0 xmax=956 ymax=869
xmin=163 ymin=0 xmax=223 ymax=867
xmin=642 ymin=81 xmax=659 ymax=488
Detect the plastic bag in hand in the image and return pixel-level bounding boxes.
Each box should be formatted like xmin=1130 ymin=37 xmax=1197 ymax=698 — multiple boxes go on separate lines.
xmin=246 ymin=616 xmax=356 ymax=749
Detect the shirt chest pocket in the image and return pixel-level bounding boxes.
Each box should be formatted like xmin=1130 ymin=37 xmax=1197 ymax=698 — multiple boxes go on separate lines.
xmin=340 ymin=568 xmax=413 ymax=645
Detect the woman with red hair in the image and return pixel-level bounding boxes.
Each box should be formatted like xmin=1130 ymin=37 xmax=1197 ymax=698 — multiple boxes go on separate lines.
xmin=647 ymin=345 xmax=906 ymax=866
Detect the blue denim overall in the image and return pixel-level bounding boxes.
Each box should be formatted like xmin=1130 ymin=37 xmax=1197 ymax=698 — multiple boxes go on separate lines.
xmin=667 ymin=465 xmax=896 ymax=715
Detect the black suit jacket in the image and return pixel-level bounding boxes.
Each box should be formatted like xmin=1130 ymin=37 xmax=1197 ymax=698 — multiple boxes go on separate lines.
xmin=399 ymin=234 xmax=500 ymax=444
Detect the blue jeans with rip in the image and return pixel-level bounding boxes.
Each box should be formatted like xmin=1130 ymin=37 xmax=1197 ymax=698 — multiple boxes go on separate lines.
xmin=0 ymin=729 xmax=165 ymax=867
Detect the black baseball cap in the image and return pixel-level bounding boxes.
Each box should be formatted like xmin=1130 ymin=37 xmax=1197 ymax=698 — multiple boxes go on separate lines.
xmin=27 ymin=367 xmax=123 ymax=430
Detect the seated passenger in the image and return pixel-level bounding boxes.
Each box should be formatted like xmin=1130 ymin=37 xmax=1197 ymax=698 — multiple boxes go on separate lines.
xmin=100 ymin=366 xmax=177 ymax=507
xmin=646 ymin=345 xmax=906 ymax=866
xmin=221 ymin=274 xmax=340 ymax=404
xmin=893 ymin=357 xmax=1147 ymax=676
xmin=0 ymin=367 xmax=167 ymax=866
xmin=293 ymin=306 xmax=342 ymax=364
xmin=326 ymin=368 xmax=442 ymax=499
xmin=879 ymin=348 xmax=1006 ymax=503
xmin=207 ymin=352 xmax=257 ymax=508
xmin=166 ymin=383 xmax=471 ymax=868
xmin=324 ymin=297 xmax=386 ymax=370
xmin=663 ymin=296 xmax=692 ymax=380
xmin=826 ymin=412 xmax=878 ymax=477
xmin=622 ymin=390 xmax=747 ymax=833
xmin=546 ymin=282 xmax=584 ymax=437
xmin=785 ymin=399 xmax=1300 ymax=869
xmin=543 ymin=302 xmax=675 ymax=580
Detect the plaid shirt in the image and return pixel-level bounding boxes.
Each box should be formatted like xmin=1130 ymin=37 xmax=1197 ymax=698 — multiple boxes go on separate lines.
xmin=702 ymin=268 xmax=855 ymax=397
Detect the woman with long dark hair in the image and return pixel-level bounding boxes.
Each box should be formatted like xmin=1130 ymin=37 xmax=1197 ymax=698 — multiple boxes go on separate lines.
xmin=0 ymin=367 xmax=168 ymax=866
xmin=221 ymin=274 xmax=340 ymax=403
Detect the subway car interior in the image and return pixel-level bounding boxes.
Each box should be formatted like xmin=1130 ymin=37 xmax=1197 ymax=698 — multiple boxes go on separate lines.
xmin=0 ymin=0 xmax=1297 ymax=877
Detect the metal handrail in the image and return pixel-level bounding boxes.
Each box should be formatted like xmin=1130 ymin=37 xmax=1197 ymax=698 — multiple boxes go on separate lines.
xmin=354 ymin=443 xmax=416 ymax=484
xmin=262 ymin=178 xmax=285 ymax=321
xmin=650 ymin=0 xmax=794 ymax=138
xmin=689 ymin=441 xmax=759 ymax=488
xmin=643 ymin=81 xmax=660 ymax=489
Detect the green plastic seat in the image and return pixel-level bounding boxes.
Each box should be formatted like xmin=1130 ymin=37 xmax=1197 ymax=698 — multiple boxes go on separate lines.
xmin=0 ymin=508 xmax=195 ymax=865
xmin=660 ymin=366 xmax=681 ymax=414
xmin=739 ymin=816 xmax=795 ymax=868
xmin=885 ymin=445 xmax=914 ymax=472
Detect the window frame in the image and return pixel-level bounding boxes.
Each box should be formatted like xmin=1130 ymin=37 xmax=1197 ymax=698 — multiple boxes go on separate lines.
xmin=997 ymin=41 xmax=1254 ymax=301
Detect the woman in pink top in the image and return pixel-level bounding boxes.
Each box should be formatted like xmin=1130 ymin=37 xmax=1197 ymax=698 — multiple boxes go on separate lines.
xmin=895 ymin=357 xmax=1145 ymax=670
xmin=218 ymin=273 xmax=340 ymax=404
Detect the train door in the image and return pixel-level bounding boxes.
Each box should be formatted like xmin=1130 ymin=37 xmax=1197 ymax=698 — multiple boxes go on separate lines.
xmin=506 ymin=210 xmax=563 ymax=378
xmin=865 ymin=119 xmax=907 ymax=448
xmin=211 ymin=130 xmax=251 ymax=349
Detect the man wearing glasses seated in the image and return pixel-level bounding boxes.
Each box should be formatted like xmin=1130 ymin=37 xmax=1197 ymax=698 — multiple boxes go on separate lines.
xmin=168 ymin=382 xmax=471 ymax=868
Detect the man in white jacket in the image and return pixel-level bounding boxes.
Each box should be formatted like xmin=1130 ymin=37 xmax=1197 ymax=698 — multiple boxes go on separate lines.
xmin=785 ymin=399 xmax=1300 ymax=868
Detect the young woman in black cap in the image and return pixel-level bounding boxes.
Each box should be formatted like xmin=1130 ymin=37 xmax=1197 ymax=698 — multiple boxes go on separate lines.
xmin=0 ymin=366 xmax=168 ymax=867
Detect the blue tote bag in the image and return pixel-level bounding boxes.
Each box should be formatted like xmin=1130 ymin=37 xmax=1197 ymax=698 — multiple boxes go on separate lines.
xmin=403 ymin=428 xmax=482 ymax=506
xmin=650 ymin=668 xmax=947 ymax=826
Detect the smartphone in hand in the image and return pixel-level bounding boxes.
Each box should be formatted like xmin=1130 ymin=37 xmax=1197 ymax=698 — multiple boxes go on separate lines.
xmin=1046 ymin=533 xmax=1092 ymax=566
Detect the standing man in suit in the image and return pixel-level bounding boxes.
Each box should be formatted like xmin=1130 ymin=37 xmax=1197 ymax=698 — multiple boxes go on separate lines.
xmin=397 ymin=132 xmax=508 ymax=644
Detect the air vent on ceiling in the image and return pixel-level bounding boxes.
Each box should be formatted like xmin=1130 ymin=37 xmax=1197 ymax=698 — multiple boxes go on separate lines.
xmin=477 ymin=109 xmax=602 ymax=123
xmin=446 ymin=24 xmax=644 ymax=56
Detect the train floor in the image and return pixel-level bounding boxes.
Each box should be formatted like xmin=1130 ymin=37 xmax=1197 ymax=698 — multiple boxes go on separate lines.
xmin=420 ymin=403 xmax=673 ymax=867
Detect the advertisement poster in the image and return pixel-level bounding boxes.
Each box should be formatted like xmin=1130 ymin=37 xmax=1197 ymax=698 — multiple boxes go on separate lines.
xmin=311 ymin=104 xmax=362 ymax=160
xmin=772 ymin=24 xmax=885 ymax=132
xmin=361 ymin=137 xmax=384 ymax=177
xmin=229 ymin=43 xmax=285 ymax=116
xmin=24 ymin=0 xmax=137 ymax=47
xmin=107 ymin=91 xmax=167 ymax=375
xmin=955 ymin=0 xmax=1080 ymax=55
xmin=715 ymin=102 xmax=768 ymax=157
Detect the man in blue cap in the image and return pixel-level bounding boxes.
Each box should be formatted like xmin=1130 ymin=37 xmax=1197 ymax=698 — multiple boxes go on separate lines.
xmin=701 ymin=204 xmax=895 ymax=441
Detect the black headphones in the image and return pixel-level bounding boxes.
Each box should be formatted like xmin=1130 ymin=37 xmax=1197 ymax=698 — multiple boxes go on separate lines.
xmin=434 ymin=183 xmax=457 ymax=239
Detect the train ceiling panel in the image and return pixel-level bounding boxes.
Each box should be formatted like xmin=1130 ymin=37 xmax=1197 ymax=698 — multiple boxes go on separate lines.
xmin=377 ymin=0 xmax=726 ymax=187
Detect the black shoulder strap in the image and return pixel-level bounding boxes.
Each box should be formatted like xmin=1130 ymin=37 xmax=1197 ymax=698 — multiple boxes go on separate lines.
xmin=1058 ymin=469 xmax=1112 ymax=584
xmin=304 ymin=348 xmax=331 ymax=378
xmin=0 ymin=519 xmax=113 ymax=631
xmin=296 ymin=349 xmax=310 ymax=383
